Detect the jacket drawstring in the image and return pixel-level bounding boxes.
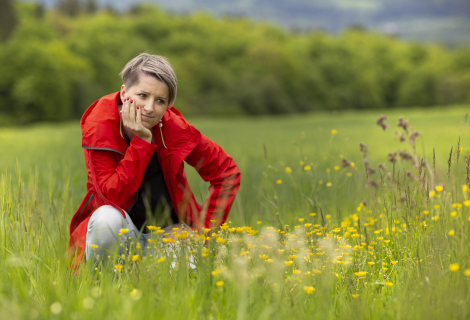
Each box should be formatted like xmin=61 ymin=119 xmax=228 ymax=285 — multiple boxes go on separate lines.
xmin=159 ymin=120 xmax=168 ymax=149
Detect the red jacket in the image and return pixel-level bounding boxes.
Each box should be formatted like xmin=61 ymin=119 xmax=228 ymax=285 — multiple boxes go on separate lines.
xmin=68 ymin=92 xmax=240 ymax=263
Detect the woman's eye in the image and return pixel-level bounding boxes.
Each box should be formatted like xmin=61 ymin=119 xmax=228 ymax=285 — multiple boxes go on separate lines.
xmin=139 ymin=94 xmax=146 ymax=98
xmin=158 ymin=99 xmax=165 ymax=104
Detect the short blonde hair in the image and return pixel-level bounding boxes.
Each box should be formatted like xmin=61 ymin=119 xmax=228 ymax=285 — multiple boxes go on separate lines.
xmin=120 ymin=53 xmax=177 ymax=106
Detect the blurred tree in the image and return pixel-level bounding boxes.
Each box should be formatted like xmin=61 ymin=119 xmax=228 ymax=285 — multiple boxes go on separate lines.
xmin=0 ymin=0 xmax=18 ymax=41
xmin=56 ymin=0 xmax=81 ymax=17
xmin=85 ymin=0 xmax=97 ymax=14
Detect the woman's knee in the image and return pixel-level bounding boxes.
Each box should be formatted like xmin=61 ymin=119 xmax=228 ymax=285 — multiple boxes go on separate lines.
xmin=89 ymin=205 xmax=126 ymax=234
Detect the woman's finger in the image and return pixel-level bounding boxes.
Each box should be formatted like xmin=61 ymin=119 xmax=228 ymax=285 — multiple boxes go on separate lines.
xmin=121 ymin=97 xmax=130 ymax=124
xmin=128 ymin=98 xmax=136 ymax=127
xmin=135 ymin=103 xmax=143 ymax=129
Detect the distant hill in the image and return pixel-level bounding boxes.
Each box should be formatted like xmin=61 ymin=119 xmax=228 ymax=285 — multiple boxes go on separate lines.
xmin=29 ymin=0 xmax=470 ymax=45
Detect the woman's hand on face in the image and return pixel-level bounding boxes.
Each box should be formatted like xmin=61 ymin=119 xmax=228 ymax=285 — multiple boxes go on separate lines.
xmin=121 ymin=97 xmax=152 ymax=144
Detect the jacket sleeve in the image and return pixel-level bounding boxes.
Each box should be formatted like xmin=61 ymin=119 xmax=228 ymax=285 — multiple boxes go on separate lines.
xmin=86 ymin=135 xmax=157 ymax=209
xmin=184 ymin=134 xmax=241 ymax=228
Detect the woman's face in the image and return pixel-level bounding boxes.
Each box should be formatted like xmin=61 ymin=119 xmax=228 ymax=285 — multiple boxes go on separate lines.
xmin=120 ymin=73 xmax=170 ymax=130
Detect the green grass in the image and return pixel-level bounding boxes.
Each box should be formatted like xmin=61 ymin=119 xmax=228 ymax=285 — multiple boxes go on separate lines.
xmin=1 ymin=105 xmax=470 ymax=319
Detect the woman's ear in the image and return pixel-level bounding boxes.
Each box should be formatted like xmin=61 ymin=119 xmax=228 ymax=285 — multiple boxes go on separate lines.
xmin=120 ymin=85 xmax=127 ymax=102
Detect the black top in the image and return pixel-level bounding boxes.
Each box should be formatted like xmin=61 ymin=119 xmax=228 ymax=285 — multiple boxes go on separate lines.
xmin=125 ymin=134 xmax=179 ymax=232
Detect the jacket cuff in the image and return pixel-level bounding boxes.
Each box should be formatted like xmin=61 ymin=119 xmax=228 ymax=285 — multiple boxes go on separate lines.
xmin=130 ymin=135 xmax=158 ymax=150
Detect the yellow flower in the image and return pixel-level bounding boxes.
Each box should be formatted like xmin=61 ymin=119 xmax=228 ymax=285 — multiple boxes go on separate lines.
xmin=391 ymin=261 xmax=398 ymax=265
xmin=326 ymin=215 xmax=331 ymax=219
xmin=352 ymin=294 xmax=360 ymax=298
xmin=384 ymin=240 xmax=390 ymax=244
xmin=114 ymin=264 xmax=123 ymax=272
xmin=385 ymin=282 xmax=393 ymax=287
xmin=423 ymin=210 xmax=429 ymax=215
xmin=310 ymin=213 xmax=317 ymax=216
xmin=266 ymin=259 xmax=273 ymax=263
xmin=367 ymin=262 xmax=375 ymax=265
xmin=448 ymin=230 xmax=455 ymax=236
xmin=293 ymin=269 xmax=301 ymax=275
xmin=304 ymin=286 xmax=315 ymax=294
xmin=450 ymin=211 xmax=457 ymax=217
xmin=331 ymin=129 xmax=337 ymax=135
xmin=285 ymin=261 xmax=294 ymax=266
xmin=334 ymin=166 xmax=340 ymax=170
xmin=434 ymin=205 xmax=440 ymax=209
xmin=119 ymin=228 xmax=129 ymax=235
xmin=435 ymin=185 xmax=443 ymax=192
xmin=462 ymin=185 xmax=468 ymax=192
xmin=350 ymin=162 xmax=355 ymax=168
xmin=304 ymin=165 xmax=311 ymax=171
xmin=298 ymin=218 xmax=305 ymax=222
xmin=464 ymin=269 xmax=470 ymax=277
xmin=90 ymin=244 xmax=98 ymax=249
xmin=429 ymin=190 xmax=436 ymax=197
xmin=132 ymin=255 xmax=140 ymax=262
xmin=276 ymin=180 xmax=282 ymax=184
xmin=157 ymin=257 xmax=165 ymax=263
xmin=285 ymin=167 xmax=292 ymax=173
xmin=449 ymin=263 xmax=460 ymax=272
xmin=346 ymin=172 xmax=352 ymax=177
xmin=464 ymin=200 xmax=470 ymax=207
xmin=212 ymin=269 xmax=221 ymax=276
xmin=326 ymin=182 xmax=332 ymax=187
xmin=354 ymin=271 xmax=367 ymax=277
xmin=216 ymin=281 xmax=224 ymax=287
xmin=257 ymin=221 xmax=262 ymax=225
xmin=203 ymin=228 xmax=211 ymax=233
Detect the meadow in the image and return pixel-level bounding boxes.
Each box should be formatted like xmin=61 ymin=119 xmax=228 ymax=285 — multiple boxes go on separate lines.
xmin=1 ymin=105 xmax=470 ymax=319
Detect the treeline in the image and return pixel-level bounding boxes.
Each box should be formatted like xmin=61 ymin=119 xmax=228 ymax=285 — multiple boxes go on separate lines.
xmin=1 ymin=2 xmax=470 ymax=124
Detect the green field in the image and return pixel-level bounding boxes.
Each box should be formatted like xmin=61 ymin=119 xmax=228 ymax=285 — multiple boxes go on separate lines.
xmin=1 ymin=105 xmax=470 ymax=319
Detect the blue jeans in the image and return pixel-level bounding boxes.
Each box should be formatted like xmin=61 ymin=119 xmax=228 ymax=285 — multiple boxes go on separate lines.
xmin=85 ymin=205 xmax=195 ymax=268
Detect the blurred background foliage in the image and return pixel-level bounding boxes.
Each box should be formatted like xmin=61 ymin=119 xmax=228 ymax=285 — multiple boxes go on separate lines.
xmin=1 ymin=0 xmax=470 ymax=124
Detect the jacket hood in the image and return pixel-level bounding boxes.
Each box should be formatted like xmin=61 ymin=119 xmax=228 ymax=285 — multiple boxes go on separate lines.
xmin=81 ymin=92 xmax=201 ymax=155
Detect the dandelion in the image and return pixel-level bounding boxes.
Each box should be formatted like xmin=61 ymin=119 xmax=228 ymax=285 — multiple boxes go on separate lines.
xmin=448 ymin=230 xmax=455 ymax=236
xmin=285 ymin=167 xmax=292 ymax=173
xmin=114 ymin=264 xmax=123 ymax=272
xmin=216 ymin=281 xmax=224 ymax=287
xmin=350 ymin=162 xmax=355 ymax=168
xmin=157 ymin=257 xmax=165 ymax=263
xmin=391 ymin=261 xmax=398 ymax=265
xmin=293 ymin=269 xmax=301 ymax=275
xmin=423 ymin=210 xmax=429 ymax=215
xmin=434 ymin=205 xmax=440 ymax=209
xmin=304 ymin=286 xmax=315 ymax=294
xmin=354 ymin=271 xmax=367 ymax=277
xmin=334 ymin=166 xmax=340 ymax=170
xmin=284 ymin=261 xmax=294 ymax=266
xmin=266 ymin=259 xmax=273 ymax=263
xmin=449 ymin=263 xmax=460 ymax=272
xmin=276 ymin=180 xmax=282 ymax=184
xmin=212 ymin=269 xmax=221 ymax=276
xmin=429 ymin=190 xmax=436 ymax=197
xmin=435 ymin=186 xmax=443 ymax=192
xmin=119 ymin=228 xmax=129 ymax=235
xmin=367 ymin=262 xmax=375 ymax=265
xmin=304 ymin=165 xmax=311 ymax=171
xmin=216 ymin=237 xmax=226 ymax=244
xmin=326 ymin=182 xmax=332 ymax=187
xmin=352 ymin=294 xmax=360 ymax=298
xmin=298 ymin=218 xmax=304 ymax=222
xmin=310 ymin=213 xmax=317 ymax=216
xmin=90 ymin=244 xmax=98 ymax=249
xmin=331 ymin=129 xmax=337 ymax=135
xmin=346 ymin=172 xmax=352 ymax=177
xmin=462 ymin=185 xmax=468 ymax=192
xmin=385 ymin=282 xmax=393 ymax=287
xmin=257 ymin=221 xmax=262 ymax=225
xmin=384 ymin=240 xmax=390 ymax=244
xmin=132 ymin=255 xmax=140 ymax=262
xmin=464 ymin=269 xmax=470 ymax=277
xmin=464 ymin=200 xmax=470 ymax=207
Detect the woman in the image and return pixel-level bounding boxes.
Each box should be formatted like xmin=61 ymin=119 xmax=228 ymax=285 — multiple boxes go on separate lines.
xmin=68 ymin=53 xmax=241 ymax=266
